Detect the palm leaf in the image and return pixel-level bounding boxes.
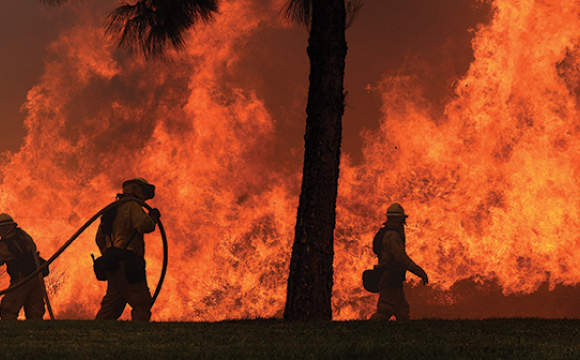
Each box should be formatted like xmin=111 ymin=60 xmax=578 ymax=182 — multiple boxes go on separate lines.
xmin=283 ymin=0 xmax=362 ymax=28
xmin=37 ymin=0 xmax=70 ymax=5
xmin=106 ymin=0 xmax=219 ymax=60
xmin=283 ymin=0 xmax=311 ymax=26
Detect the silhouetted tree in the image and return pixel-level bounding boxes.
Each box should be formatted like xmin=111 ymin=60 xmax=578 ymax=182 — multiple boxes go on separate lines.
xmin=282 ymin=0 xmax=353 ymax=321
xmin=39 ymin=0 xmax=218 ymax=60
xmin=40 ymin=0 xmax=358 ymax=321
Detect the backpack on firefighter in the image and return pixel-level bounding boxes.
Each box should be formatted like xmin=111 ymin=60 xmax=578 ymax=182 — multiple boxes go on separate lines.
xmin=91 ymin=203 xmax=146 ymax=284
xmin=362 ymin=225 xmax=407 ymax=293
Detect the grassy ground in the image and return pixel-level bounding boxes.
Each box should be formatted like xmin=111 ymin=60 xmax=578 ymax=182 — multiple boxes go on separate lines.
xmin=0 ymin=318 xmax=577 ymax=359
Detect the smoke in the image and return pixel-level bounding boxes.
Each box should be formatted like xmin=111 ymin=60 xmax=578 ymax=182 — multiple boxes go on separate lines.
xmin=335 ymin=0 xmax=580 ymax=319
xmin=16 ymin=0 xmax=580 ymax=321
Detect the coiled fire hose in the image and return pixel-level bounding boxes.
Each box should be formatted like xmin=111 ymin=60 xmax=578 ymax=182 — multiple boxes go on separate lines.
xmin=0 ymin=197 xmax=168 ymax=320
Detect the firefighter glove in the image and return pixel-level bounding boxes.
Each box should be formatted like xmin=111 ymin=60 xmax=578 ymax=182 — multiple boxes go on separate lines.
xmin=149 ymin=208 xmax=161 ymax=223
xmin=419 ymin=269 xmax=429 ymax=285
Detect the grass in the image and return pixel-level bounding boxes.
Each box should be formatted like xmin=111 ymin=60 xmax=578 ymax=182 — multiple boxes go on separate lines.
xmin=0 ymin=318 xmax=577 ymax=359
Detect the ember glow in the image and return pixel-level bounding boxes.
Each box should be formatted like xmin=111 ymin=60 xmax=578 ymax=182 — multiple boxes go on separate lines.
xmin=2 ymin=0 xmax=580 ymax=320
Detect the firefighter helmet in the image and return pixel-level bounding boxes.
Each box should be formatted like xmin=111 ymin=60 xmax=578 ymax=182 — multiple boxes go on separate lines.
xmin=0 ymin=213 xmax=16 ymax=227
xmin=386 ymin=203 xmax=408 ymax=218
xmin=123 ymin=178 xmax=156 ymax=200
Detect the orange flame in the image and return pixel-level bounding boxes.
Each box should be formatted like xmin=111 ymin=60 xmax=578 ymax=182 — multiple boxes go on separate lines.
xmin=3 ymin=0 xmax=580 ymax=320
xmin=334 ymin=0 xmax=580 ymax=319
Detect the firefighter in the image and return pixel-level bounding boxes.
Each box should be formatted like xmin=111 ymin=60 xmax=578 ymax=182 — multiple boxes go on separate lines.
xmin=0 ymin=213 xmax=48 ymax=320
xmin=95 ymin=178 xmax=161 ymax=321
xmin=370 ymin=203 xmax=428 ymax=321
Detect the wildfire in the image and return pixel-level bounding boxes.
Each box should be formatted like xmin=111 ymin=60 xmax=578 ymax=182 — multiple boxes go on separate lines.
xmin=2 ymin=0 xmax=580 ymax=320
xmin=335 ymin=0 xmax=580 ymax=319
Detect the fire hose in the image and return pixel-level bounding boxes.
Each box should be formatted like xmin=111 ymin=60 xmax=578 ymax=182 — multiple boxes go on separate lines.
xmin=0 ymin=197 xmax=168 ymax=320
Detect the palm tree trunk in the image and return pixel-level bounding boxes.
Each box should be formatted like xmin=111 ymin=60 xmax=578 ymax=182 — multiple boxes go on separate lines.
xmin=284 ymin=0 xmax=347 ymax=321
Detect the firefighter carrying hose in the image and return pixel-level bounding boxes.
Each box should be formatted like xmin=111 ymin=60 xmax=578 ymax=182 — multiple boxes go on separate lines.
xmin=0 ymin=213 xmax=49 ymax=320
xmin=94 ymin=178 xmax=161 ymax=321
xmin=370 ymin=203 xmax=428 ymax=321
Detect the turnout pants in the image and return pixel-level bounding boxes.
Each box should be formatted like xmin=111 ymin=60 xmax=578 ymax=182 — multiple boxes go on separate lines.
xmin=370 ymin=285 xmax=410 ymax=321
xmin=0 ymin=277 xmax=45 ymax=320
xmin=95 ymin=261 xmax=153 ymax=321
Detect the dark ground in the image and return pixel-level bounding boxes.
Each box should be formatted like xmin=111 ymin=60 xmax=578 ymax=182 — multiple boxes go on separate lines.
xmin=0 ymin=317 xmax=578 ymax=359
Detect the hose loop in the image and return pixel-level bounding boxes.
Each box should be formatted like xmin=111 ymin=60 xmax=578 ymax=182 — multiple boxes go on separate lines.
xmin=0 ymin=197 xmax=168 ymax=314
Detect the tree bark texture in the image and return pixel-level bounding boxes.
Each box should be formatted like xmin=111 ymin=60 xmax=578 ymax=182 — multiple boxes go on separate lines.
xmin=284 ymin=0 xmax=347 ymax=321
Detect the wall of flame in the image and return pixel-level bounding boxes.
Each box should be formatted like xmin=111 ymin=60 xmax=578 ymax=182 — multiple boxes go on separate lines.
xmin=1 ymin=0 xmax=580 ymax=320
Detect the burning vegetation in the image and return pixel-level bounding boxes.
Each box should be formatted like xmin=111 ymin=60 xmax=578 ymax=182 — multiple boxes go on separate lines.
xmin=1 ymin=0 xmax=580 ymax=320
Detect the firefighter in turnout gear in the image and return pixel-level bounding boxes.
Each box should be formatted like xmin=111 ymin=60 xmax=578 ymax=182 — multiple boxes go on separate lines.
xmin=370 ymin=203 xmax=428 ymax=321
xmin=0 ymin=213 xmax=48 ymax=320
xmin=94 ymin=178 xmax=161 ymax=321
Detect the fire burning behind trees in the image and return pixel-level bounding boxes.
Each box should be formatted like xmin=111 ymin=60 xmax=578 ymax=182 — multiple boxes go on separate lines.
xmin=2 ymin=0 xmax=580 ymax=320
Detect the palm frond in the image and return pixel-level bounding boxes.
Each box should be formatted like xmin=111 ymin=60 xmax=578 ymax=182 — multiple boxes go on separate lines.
xmin=283 ymin=0 xmax=312 ymax=26
xmin=37 ymin=0 xmax=70 ymax=5
xmin=106 ymin=0 xmax=219 ymax=60
xmin=345 ymin=0 xmax=363 ymax=29
xmin=284 ymin=0 xmax=362 ymax=28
